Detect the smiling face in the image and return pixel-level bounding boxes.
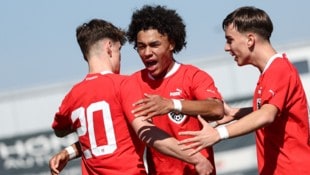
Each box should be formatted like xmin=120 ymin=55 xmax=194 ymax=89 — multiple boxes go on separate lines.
xmin=224 ymin=23 xmax=252 ymax=66
xmin=136 ymin=29 xmax=175 ymax=79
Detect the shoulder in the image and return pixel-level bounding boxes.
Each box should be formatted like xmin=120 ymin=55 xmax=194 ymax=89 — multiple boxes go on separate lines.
xmin=124 ymin=69 xmax=147 ymax=82
xmin=180 ymin=63 xmax=199 ymax=70
xmin=269 ymin=56 xmax=298 ymax=76
xmin=107 ymin=74 xmax=129 ymax=83
xmin=180 ymin=63 xmax=206 ymax=73
xmin=180 ymin=63 xmax=213 ymax=78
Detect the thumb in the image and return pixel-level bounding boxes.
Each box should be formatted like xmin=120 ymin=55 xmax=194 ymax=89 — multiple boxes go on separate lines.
xmin=144 ymin=93 xmax=151 ymax=98
xmin=197 ymin=115 xmax=208 ymax=126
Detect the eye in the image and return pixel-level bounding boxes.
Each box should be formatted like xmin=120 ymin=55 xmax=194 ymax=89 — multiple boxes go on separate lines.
xmin=226 ymin=38 xmax=232 ymax=44
xmin=136 ymin=44 xmax=146 ymax=51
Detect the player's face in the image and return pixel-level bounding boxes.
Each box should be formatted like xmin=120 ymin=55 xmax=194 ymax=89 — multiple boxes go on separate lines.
xmin=224 ymin=24 xmax=251 ymax=66
xmin=136 ymin=29 xmax=175 ymax=79
xmin=110 ymin=41 xmax=122 ymax=74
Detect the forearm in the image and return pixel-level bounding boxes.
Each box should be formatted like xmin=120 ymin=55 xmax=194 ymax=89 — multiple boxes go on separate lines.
xmin=233 ymin=107 xmax=253 ymax=119
xmin=153 ymin=136 xmax=207 ymax=165
xmin=63 ymin=141 xmax=82 ymax=160
xmin=132 ymin=94 xmax=223 ymax=122
xmin=225 ymin=105 xmax=277 ymax=139
xmin=177 ymin=98 xmax=224 ymax=121
xmin=133 ymin=119 xmax=206 ymax=165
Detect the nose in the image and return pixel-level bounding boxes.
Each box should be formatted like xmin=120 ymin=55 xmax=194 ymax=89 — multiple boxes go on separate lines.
xmin=144 ymin=46 xmax=152 ymax=55
xmin=224 ymin=43 xmax=230 ymax=52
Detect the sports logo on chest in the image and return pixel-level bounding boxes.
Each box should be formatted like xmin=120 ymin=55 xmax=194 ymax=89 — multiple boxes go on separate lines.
xmin=168 ymin=88 xmax=186 ymax=124
xmin=170 ymin=88 xmax=182 ymax=97
xmin=168 ymin=112 xmax=187 ymax=124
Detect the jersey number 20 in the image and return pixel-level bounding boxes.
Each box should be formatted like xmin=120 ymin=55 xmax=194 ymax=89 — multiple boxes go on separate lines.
xmin=71 ymin=101 xmax=116 ymax=158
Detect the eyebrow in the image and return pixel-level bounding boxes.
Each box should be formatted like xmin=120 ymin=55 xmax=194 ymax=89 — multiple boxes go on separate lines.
xmin=137 ymin=40 xmax=161 ymax=45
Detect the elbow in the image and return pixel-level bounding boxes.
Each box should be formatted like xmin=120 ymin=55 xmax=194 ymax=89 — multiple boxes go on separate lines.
xmin=261 ymin=115 xmax=275 ymax=126
xmin=201 ymin=100 xmax=224 ymax=121
xmin=259 ymin=104 xmax=278 ymax=126
xmin=214 ymin=104 xmax=225 ymax=120
xmin=54 ymin=130 xmax=70 ymax=137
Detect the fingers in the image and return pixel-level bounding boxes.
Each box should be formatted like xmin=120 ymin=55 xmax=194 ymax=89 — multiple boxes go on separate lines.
xmin=132 ymin=105 xmax=150 ymax=116
xmin=132 ymin=99 xmax=146 ymax=106
xmin=132 ymin=98 xmax=154 ymax=116
xmin=133 ymin=110 xmax=148 ymax=118
xmin=132 ymin=93 xmax=153 ymax=107
xmin=188 ymin=146 xmax=205 ymax=156
xmin=179 ymin=140 xmax=201 ymax=151
xmin=177 ymin=136 xmax=196 ymax=145
xmin=143 ymin=93 xmax=151 ymax=98
xmin=178 ymin=130 xmax=197 ymax=136
xmin=51 ymin=170 xmax=59 ymax=175
xmin=197 ymin=116 xmax=208 ymax=125
xmin=143 ymin=112 xmax=157 ymax=120
xmin=49 ymin=158 xmax=60 ymax=175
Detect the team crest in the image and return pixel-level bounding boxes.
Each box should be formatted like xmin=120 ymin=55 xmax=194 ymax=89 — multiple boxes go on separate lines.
xmin=168 ymin=112 xmax=187 ymax=124
xmin=256 ymin=98 xmax=262 ymax=109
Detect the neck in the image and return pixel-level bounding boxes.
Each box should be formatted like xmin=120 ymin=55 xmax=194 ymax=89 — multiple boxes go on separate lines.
xmin=150 ymin=61 xmax=177 ymax=80
xmin=252 ymin=43 xmax=277 ymax=73
xmin=88 ymin=57 xmax=113 ymax=74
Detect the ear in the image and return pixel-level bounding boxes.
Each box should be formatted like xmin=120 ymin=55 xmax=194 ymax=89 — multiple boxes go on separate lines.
xmin=169 ymin=39 xmax=175 ymax=51
xmin=247 ymin=33 xmax=255 ymax=48
xmin=106 ymin=40 xmax=113 ymax=57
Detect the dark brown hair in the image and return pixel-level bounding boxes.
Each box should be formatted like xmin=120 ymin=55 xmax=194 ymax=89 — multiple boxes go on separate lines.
xmin=223 ymin=6 xmax=273 ymax=41
xmin=76 ymin=19 xmax=126 ymax=61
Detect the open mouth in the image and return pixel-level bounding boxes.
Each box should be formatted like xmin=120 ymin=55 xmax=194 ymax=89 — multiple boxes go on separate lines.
xmin=145 ymin=60 xmax=157 ymax=69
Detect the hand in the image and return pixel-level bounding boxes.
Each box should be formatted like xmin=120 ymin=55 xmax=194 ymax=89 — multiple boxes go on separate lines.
xmin=194 ymin=155 xmax=214 ymax=175
xmin=178 ymin=116 xmax=220 ymax=156
xmin=215 ymin=102 xmax=237 ymax=125
xmin=49 ymin=149 xmax=69 ymax=175
xmin=132 ymin=93 xmax=173 ymax=120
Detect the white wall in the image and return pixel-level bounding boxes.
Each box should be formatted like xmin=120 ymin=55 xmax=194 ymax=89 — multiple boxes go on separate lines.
xmin=0 ymin=83 xmax=73 ymax=138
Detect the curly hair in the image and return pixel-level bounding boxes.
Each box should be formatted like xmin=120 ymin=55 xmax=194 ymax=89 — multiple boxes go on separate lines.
xmin=127 ymin=5 xmax=186 ymax=53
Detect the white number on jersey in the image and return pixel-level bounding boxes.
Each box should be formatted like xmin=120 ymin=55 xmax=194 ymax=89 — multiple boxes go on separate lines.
xmin=71 ymin=101 xmax=116 ymax=158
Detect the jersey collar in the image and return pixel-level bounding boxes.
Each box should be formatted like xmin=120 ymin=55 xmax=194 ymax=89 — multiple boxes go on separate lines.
xmin=148 ymin=62 xmax=181 ymax=80
xmin=262 ymin=53 xmax=283 ymax=73
xmin=100 ymin=70 xmax=113 ymax=75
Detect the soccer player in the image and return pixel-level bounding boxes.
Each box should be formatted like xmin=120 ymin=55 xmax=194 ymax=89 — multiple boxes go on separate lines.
xmin=125 ymin=5 xmax=224 ymax=175
xmin=178 ymin=6 xmax=310 ymax=175
xmin=50 ymin=18 xmax=212 ymax=175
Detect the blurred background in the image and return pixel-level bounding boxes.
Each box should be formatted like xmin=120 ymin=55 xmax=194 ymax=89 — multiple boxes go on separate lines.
xmin=1 ymin=0 xmax=309 ymax=174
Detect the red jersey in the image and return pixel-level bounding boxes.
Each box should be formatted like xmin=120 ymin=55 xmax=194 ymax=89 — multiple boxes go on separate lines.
xmin=253 ymin=54 xmax=310 ymax=175
xmin=128 ymin=63 xmax=222 ymax=175
xmin=52 ymin=72 xmax=146 ymax=175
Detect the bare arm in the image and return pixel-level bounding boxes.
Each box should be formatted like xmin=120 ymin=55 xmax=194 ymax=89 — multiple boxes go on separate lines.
xmin=225 ymin=104 xmax=277 ymax=137
xmin=49 ymin=142 xmax=81 ymax=175
xmin=131 ymin=118 xmax=214 ymax=175
xmin=215 ymin=102 xmax=253 ymax=125
xmin=132 ymin=93 xmax=224 ymax=121
xmin=178 ymin=104 xmax=278 ymax=155
xmin=51 ymin=120 xmax=214 ymax=175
